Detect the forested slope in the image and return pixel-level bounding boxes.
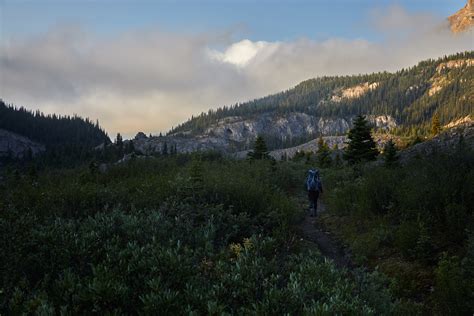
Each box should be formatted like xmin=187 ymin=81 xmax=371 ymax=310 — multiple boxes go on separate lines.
xmin=0 ymin=100 xmax=110 ymax=166
xmin=170 ymin=52 xmax=473 ymax=136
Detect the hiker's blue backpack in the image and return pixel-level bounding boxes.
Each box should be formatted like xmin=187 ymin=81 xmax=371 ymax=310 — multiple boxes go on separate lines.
xmin=306 ymin=172 xmax=320 ymax=191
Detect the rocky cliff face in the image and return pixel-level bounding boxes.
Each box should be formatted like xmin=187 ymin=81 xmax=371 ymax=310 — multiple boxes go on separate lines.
xmin=201 ymin=113 xmax=395 ymax=144
xmin=444 ymin=115 xmax=473 ymax=129
xmin=331 ymin=82 xmax=379 ymax=102
xmin=449 ymin=0 xmax=474 ymax=34
xmin=0 ymin=129 xmax=45 ymax=159
xmin=428 ymin=58 xmax=473 ymax=96
xmin=133 ymin=114 xmax=397 ymax=155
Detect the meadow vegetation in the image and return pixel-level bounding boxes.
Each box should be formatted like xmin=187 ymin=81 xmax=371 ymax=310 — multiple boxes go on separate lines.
xmin=322 ymin=141 xmax=474 ymax=314
xmin=1 ymin=155 xmax=401 ymax=314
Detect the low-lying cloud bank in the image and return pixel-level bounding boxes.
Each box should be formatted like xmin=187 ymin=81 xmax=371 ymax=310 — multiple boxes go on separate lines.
xmin=0 ymin=5 xmax=472 ymax=137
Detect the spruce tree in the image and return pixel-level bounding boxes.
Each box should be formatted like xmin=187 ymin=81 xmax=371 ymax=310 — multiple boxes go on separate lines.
xmin=317 ymin=136 xmax=331 ymax=167
xmin=431 ymin=113 xmax=441 ymax=136
xmin=383 ymin=139 xmax=398 ymax=167
xmin=247 ymin=135 xmax=270 ymax=160
xmin=344 ymin=115 xmax=378 ymax=164
xmin=115 ymin=133 xmax=124 ymax=158
xmin=162 ymin=141 xmax=168 ymax=155
xmin=115 ymin=133 xmax=123 ymax=147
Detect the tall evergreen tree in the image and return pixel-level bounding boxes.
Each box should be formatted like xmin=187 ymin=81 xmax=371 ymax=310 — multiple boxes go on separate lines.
xmin=431 ymin=113 xmax=441 ymax=136
xmin=247 ymin=135 xmax=270 ymax=160
xmin=317 ymin=136 xmax=331 ymax=167
xmin=383 ymin=139 xmax=399 ymax=167
xmin=344 ymin=115 xmax=378 ymax=164
xmin=115 ymin=133 xmax=123 ymax=146
xmin=115 ymin=133 xmax=124 ymax=158
xmin=162 ymin=141 xmax=168 ymax=155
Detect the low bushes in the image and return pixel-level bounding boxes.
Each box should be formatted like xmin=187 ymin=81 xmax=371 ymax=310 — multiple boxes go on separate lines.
xmin=1 ymin=157 xmax=399 ymax=313
xmin=323 ymin=146 xmax=474 ymax=312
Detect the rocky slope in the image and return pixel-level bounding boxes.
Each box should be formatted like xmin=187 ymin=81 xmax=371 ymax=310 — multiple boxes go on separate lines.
xmin=331 ymin=82 xmax=379 ymax=102
xmin=133 ymin=114 xmax=396 ymax=155
xmin=128 ymin=53 xmax=472 ymax=157
xmin=429 ymin=58 xmax=474 ymax=96
xmin=449 ymin=0 xmax=474 ymax=34
xmin=399 ymin=121 xmax=474 ymax=163
xmin=0 ymin=129 xmax=45 ymax=159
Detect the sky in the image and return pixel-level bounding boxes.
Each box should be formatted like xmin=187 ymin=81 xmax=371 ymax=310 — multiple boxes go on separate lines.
xmin=0 ymin=0 xmax=472 ymax=137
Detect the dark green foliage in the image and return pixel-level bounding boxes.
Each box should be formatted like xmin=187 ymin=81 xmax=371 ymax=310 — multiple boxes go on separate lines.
xmin=383 ymin=139 xmax=398 ymax=167
xmin=325 ymin=145 xmax=474 ymax=312
xmin=0 ymin=100 xmax=110 ymax=167
xmin=431 ymin=113 xmax=441 ymax=136
xmin=0 ymin=156 xmax=399 ymax=314
xmin=316 ymin=137 xmax=332 ymax=168
xmin=247 ymin=135 xmax=270 ymax=160
xmin=115 ymin=133 xmax=124 ymax=157
xmin=115 ymin=133 xmax=123 ymax=146
xmin=344 ymin=115 xmax=378 ymax=164
xmin=433 ymin=253 xmax=472 ymax=315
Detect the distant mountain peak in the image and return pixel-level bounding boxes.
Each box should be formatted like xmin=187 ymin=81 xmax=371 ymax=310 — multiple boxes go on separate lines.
xmin=449 ymin=0 xmax=474 ymax=33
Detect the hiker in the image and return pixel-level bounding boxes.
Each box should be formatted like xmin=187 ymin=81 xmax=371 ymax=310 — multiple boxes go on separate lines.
xmin=306 ymin=169 xmax=323 ymax=217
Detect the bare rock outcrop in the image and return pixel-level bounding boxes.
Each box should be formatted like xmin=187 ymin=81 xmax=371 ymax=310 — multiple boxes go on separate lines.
xmin=331 ymin=82 xmax=379 ymax=102
xmin=449 ymin=0 xmax=474 ymax=34
xmin=133 ymin=114 xmax=397 ymax=156
xmin=428 ymin=58 xmax=473 ymax=96
xmin=0 ymin=129 xmax=45 ymax=159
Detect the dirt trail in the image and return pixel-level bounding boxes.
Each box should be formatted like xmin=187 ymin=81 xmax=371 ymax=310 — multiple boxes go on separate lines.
xmin=297 ymin=199 xmax=352 ymax=269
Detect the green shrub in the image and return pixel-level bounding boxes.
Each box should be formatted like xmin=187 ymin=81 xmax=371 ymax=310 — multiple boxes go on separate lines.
xmin=433 ymin=254 xmax=470 ymax=315
xmin=1 ymin=157 xmax=400 ymax=313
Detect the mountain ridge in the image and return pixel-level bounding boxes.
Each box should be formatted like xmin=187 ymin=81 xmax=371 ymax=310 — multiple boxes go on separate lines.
xmin=449 ymin=0 xmax=474 ymax=33
xmin=130 ymin=52 xmax=473 ymax=156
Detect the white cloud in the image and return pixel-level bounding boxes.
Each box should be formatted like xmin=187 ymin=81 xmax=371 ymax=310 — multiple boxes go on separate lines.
xmin=0 ymin=6 xmax=472 ymax=138
xmin=208 ymin=39 xmax=280 ymax=67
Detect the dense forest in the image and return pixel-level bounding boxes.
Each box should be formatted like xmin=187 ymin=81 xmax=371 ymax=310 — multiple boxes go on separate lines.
xmin=170 ymin=52 xmax=473 ymax=137
xmin=0 ymin=100 xmax=110 ymax=166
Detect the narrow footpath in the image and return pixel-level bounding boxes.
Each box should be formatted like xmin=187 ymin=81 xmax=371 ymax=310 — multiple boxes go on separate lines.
xmin=297 ymin=199 xmax=352 ymax=269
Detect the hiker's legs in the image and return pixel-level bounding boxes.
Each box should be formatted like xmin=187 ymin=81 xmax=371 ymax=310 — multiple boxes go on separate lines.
xmin=308 ymin=191 xmax=317 ymax=216
xmin=312 ymin=191 xmax=320 ymax=216
xmin=307 ymin=191 xmax=314 ymax=212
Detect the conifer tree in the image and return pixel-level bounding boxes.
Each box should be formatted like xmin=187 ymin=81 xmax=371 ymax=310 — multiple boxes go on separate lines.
xmin=383 ymin=139 xmax=398 ymax=167
xmin=317 ymin=136 xmax=331 ymax=167
xmin=344 ymin=115 xmax=378 ymax=164
xmin=115 ymin=133 xmax=123 ymax=147
xmin=247 ymin=135 xmax=270 ymax=160
xmin=431 ymin=113 xmax=441 ymax=136
xmin=162 ymin=141 xmax=168 ymax=155
xmin=115 ymin=133 xmax=124 ymax=158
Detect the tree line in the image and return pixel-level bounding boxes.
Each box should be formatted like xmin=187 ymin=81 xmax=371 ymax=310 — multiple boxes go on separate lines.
xmin=0 ymin=100 xmax=110 ymax=167
xmin=170 ymin=52 xmax=473 ymax=140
